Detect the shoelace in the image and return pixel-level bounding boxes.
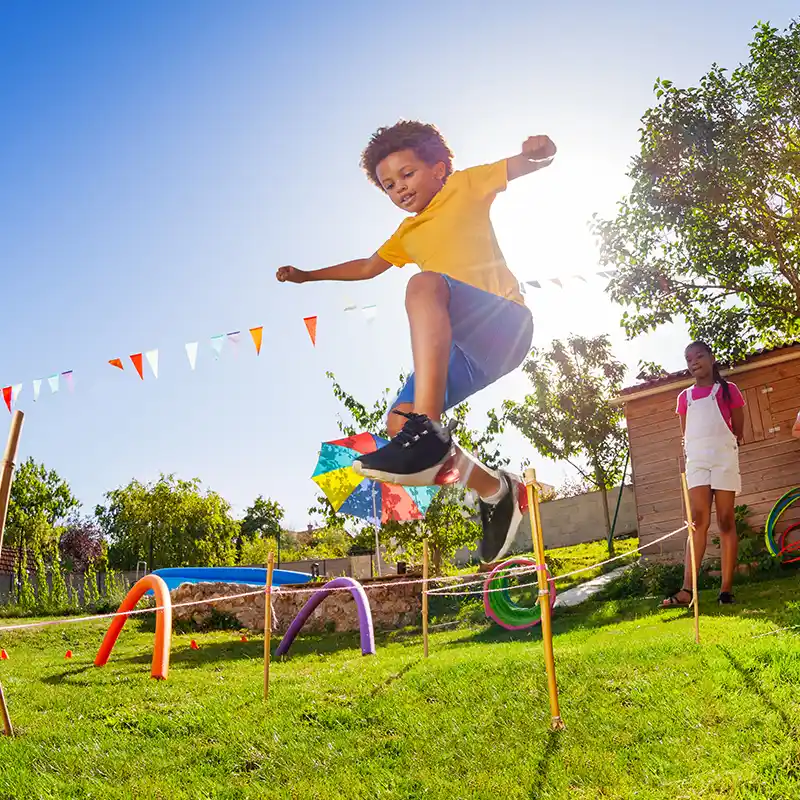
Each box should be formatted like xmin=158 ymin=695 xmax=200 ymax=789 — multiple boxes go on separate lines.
xmin=390 ymin=410 xmax=458 ymax=447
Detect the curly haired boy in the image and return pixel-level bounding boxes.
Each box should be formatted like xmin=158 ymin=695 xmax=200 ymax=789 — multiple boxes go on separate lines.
xmin=277 ymin=120 xmax=556 ymax=562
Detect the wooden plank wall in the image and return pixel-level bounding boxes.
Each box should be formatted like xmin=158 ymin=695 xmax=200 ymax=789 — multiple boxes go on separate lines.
xmin=625 ymin=355 xmax=800 ymax=561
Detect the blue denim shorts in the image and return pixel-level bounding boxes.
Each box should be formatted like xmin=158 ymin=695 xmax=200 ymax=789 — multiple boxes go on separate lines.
xmin=393 ymin=275 xmax=533 ymax=412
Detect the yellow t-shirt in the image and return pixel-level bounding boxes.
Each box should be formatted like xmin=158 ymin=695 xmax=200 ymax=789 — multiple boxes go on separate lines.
xmin=377 ymin=160 xmax=525 ymax=306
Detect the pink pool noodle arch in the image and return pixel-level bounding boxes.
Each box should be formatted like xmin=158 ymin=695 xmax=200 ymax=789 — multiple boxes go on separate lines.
xmin=94 ymin=574 xmax=173 ymax=680
xmin=275 ymin=576 xmax=376 ymax=657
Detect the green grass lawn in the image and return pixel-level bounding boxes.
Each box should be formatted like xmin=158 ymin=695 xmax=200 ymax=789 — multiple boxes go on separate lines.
xmin=1 ymin=573 xmax=800 ymax=799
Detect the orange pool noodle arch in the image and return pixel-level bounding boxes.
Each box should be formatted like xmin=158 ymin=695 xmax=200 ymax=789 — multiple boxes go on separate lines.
xmin=94 ymin=574 xmax=173 ymax=680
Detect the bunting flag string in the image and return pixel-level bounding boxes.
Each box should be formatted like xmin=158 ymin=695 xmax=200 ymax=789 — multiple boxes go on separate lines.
xmin=1 ymin=269 xmax=617 ymax=414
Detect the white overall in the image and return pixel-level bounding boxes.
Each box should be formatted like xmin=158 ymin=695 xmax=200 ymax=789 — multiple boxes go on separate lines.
xmin=684 ymin=383 xmax=741 ymax=493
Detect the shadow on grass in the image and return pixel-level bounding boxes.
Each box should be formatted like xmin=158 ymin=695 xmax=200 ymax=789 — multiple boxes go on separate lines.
xmin=527 ymin=729 xmax=564 ymax=798
xmin=717 ymin=644 xmax=799 ymax=735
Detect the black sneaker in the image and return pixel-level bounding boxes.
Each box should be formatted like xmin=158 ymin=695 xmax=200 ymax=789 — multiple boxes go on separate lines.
xmin=352 ymin=411 xmax=456 ymax=486
xmin=718 ymin=591 xmax=735 ymax=605
xmin=478 ymin=472 xmax=525 ymax=563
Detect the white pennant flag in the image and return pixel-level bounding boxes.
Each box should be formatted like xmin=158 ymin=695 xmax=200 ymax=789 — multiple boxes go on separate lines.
xmin=48 ymin=374 xmax=59 ymax=394
xmin=362 ymin=304 xmax=378 ymax=322
xmin=210 ymin=335 xmax=224 ymax=360
xmin=227 ymin=331 xmax=241 ymax=358
xmin=11 ymin=384 xmax=22 ymax=406
xmin=145 ymin=349 xmax=159 ymax=379
xmin=185 ymin=342 xmax=198 ymax=371
xmin=33 ymin=379 xmax=42 ymax=402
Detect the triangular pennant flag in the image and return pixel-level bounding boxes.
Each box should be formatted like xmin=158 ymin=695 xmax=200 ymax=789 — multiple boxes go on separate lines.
xmin=62 ymin=371 xmax=74 ymax=392
xmin=227 ymin=331 xmax=241 ymax=359
xmin=2 ymin=387 xmax=11 ymax=413
xmin=130 ymin=354 xmax=144 ymax=380
xmin=210 ymin=335 xmax=224 ymax=359
xmin=520 ymin=282 xmax=527 ymax=295
xmin=185 ymin=342 xmax=198 ymax=370
xmin=33 ymin=379 xmax=42 ymax=402
xmin=249 ymin=327 xmax=263 ymax=356
xmin=525 ymin=280 xmax=541 ymax=289
xmin=574 ymin=275 xmax=587 ymax=283
xmin=362 ymin=305 xmax=377 ymax=322
xmin=303 ymin=316 xmax=317 ymax=346
xmin=344 ymin=303 xmax=357 ymax=312
xmin=549 ymin=278 xmax=563 ymax=288
xmin=596 ymin=270 xmax=609 ymax=278
xmin=145 ymin=350 xmax=158 ymax=379
xmin=48 ymin=374 xmax=59 ymax=394
xmin=109 ymin=358 xmax=124 ymax=371
xmin=11 ymin=384 xmax=22 ymax=406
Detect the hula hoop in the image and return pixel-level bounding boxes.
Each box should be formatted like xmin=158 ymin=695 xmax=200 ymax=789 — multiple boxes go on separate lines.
xmin=483 ymin=557 xmax=557 ymax=631
xmin=779 ymin=522 xmax=800 ymax=564
xmin=765 ymin=488 xmax=800 ymax=556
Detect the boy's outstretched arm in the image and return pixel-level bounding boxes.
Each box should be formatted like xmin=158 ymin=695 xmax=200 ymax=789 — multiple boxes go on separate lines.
xmin=506 ymin=135 xmax=557 ymax=181
xmin=276 ymin=252 xmax=391 ymax=284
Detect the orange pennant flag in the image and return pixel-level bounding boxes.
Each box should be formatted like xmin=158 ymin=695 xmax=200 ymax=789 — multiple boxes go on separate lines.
xmin=249 ymin=326 xmax=263 ymax=355
xmin=303 ymin=316 xmax=317 ymax=346
xmin=130 ymin=353 xmax=144 ymax=380
xmin=109 ymin=358 xmax=124 ymax=371
xmin=2 ymin=387 xmax=11 ymax=413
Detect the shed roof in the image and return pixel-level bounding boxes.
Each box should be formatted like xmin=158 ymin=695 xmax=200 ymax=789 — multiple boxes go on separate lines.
xmin=613 ymin=342 xmax=800 ymax=406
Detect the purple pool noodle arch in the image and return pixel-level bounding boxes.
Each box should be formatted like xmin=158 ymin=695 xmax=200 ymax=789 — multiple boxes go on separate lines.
xmin=275 ymin=577 xmax=376 ymax=657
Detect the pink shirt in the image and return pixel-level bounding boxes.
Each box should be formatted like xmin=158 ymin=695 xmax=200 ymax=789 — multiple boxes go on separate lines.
xmin=676 ymin=382 xmax=745 ymax=433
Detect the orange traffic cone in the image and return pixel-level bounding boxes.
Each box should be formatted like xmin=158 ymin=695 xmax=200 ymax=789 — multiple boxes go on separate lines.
xmin=65 ymin=650 xmax=73 ymax=659
xmin=190 ymin=640 xmax=199 ymax=650
xmin=240 ymin=635 xmax=248 ymax=643
xmin=0 ymin=649 xmax=8 ymax=660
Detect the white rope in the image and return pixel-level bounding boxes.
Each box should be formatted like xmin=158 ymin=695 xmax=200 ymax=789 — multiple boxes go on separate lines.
xmin=427 ymin=524 xmax=688 ymax=598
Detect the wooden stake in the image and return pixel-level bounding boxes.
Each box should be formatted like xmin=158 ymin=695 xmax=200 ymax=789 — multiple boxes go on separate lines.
xmin=263 ymin=551 xmax=275 ymax=701
xmin=0 ymin=411 xmax=24 ymax=556
xmin=0 ymin=682 xmax=12 ymax=737
xmin=680 ymin=472 xmax=701 ymax=645
xmin=525 ymin=468 xmax=565 ymax=731
xmin=422 ymin=540 xmax=429 ymax=659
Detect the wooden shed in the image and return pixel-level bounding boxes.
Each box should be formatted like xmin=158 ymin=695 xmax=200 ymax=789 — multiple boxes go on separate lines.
xmin=613 ymin=344 xmax=800 ymax=562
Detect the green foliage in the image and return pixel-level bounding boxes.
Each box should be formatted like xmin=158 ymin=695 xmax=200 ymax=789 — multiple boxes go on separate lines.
xmin=504 ymin=335 xmax=628 ymax=547
xmin=97 ymin=474 xmax=239 ymax=570
xmin=48 ymin=540 xmax=68 ymax=610
xmin=15 ymin=548 xmax=35 ymax=610
xmin=84 ymin=560 xmax=100 ymax=608
xmin=712 ymin=504 xmax=771 ymax=567
xmin=593 ymin=20 xmax=800 ymax=362
xmin=5 ymin=458 xmax=79 ymax=553
xmin=238 ymin=496 xmax=284 ymax=562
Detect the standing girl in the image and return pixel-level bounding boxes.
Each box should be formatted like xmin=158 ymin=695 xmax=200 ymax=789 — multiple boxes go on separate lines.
xmin=661 ymin=341 xmax=746 ymax=608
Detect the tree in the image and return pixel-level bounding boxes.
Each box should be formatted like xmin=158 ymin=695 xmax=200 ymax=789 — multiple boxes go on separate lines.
xmin=97 ymin=474 xmax=239 ymax=570
xmin=59 ymin=516 xmax=105 ymax=573
xmin=593 ymin=20 xmax=800 ymax=362
xmin=5 ymin=458 xmax=79 ymax=552
xmin=313 ymin=372 xmax=506 ymax=574
xmin=238 ymin=496 xmax=284 ymax=563
xmin=504 ymin=335 xmax=628 ymax=554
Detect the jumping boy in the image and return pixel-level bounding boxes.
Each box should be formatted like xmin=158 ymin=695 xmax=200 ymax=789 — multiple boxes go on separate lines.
xmin=277 ymin=120 xmax=555 ymax=562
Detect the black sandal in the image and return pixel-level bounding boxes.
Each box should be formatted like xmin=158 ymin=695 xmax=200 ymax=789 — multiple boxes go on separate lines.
xmin=718 ymin=591 xmax=735 ymax=605
xmin=660 ymin=588 xmax=693 ymax=609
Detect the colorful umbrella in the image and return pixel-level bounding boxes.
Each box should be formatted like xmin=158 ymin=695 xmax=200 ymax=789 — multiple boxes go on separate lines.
xmin=312 ymin=432 xmax=440 ymax=524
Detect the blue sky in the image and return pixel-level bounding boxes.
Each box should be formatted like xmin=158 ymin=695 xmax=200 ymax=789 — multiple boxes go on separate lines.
xmin=1 ymin=1 xmax=795 ymax=528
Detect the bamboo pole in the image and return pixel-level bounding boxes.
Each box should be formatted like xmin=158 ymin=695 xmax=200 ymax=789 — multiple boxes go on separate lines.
xmin=0 ymin=411 xmax=24 ymax=556
xmin=422 ymin=540 xmax=429 ymax=659
xmin=263 ymin=551 xmax=275 ymax=701
xmin=0 ymin=682 xmax=12 ymax=737
xmin=680 ymin=472 xmax=701 ymax=645
xmin=525 ymin=468 xmax=565 ymax=731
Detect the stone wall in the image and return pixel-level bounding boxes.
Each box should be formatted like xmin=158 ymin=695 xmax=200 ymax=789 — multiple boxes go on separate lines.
xmin=453 ymin=484 xmax=637 ymax=566
xmin=171 ymin=576 xmax=425 ymax=633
